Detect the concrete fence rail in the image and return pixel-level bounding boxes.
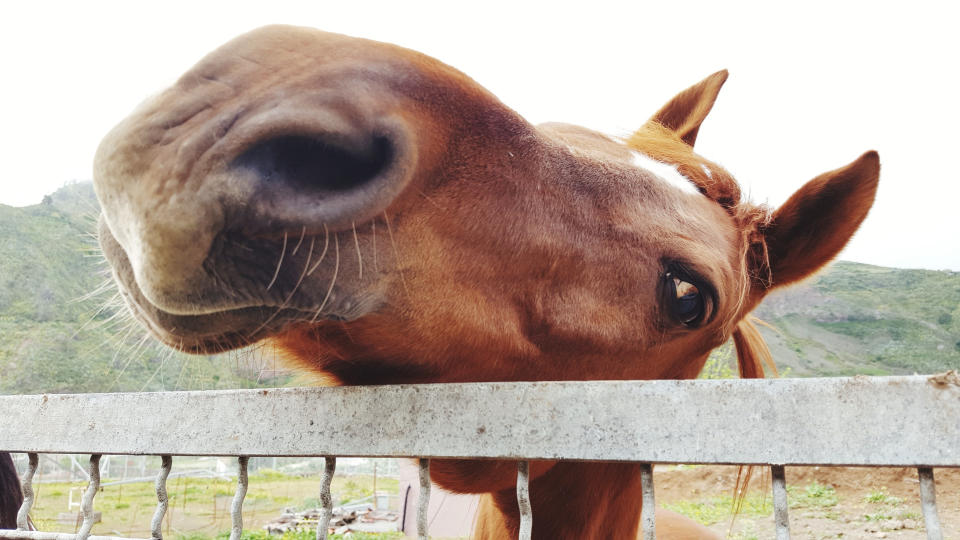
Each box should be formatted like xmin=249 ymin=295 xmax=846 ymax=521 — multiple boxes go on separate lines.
xmin=1 ymin=375 xmax=958 ymax=540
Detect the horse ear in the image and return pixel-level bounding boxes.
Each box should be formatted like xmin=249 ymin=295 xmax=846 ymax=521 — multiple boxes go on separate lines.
xmin=648 ymin=69 xmax=728 ymax=147
xmin=760 ymin=151 xmax=880 ymax=287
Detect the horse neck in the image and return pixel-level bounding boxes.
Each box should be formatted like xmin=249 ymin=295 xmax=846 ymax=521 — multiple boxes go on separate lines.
xmin=475 ymin=461 xmax=646 ymax=540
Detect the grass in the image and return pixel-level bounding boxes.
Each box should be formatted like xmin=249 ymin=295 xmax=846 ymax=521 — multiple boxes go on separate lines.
xmin=26 ymin=471 xmax=399 ymax=538
xmin=863 ymin=487 xmax=903 ymax=506
xmin=666 ymin=480 xmax=845 ymax=527
xmin=789 ymin=481 xmax=839 ymax=509
xmin=664 ymin=493 xmax=773 ymax=526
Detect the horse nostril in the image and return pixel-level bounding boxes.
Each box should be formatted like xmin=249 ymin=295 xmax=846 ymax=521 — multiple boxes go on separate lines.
xmin=234 ymin=134 xmax=393 ymax=195
xmin=221 ymin=112 xmax=414 ymax=232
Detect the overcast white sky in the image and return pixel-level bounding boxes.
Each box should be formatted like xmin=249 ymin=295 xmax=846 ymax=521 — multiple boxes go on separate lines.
xmin=1 ymin=1 xmax=958 ymax=270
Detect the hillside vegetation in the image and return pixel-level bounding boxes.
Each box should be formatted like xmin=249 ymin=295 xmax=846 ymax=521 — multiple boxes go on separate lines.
xmin=753 ymin=261 xmax=960 ymax=376
xmin=0 ymin=182 xmax=289 ymax=394
xmin=1 ymin=182 xmax=957 ymax=394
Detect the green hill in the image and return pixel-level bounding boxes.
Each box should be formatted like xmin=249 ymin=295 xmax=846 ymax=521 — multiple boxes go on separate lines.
xmin=1 ymin=181 xmax=957 ymax=393
xmin=752 ymin=261 xmax=960 ymax=376
xmin=0 ymin=182 xmax=290 ymax=394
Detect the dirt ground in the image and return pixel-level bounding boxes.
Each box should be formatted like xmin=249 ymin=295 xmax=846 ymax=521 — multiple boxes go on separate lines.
xmin=654 ymin=465 xmax=959 ymax=539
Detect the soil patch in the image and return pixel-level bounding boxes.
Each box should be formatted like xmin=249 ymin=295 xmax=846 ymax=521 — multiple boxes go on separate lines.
xmin=655 ymin=465 xmax=959 ymax=539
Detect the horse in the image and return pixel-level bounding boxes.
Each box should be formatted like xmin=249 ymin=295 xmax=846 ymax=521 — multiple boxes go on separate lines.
xmin=89 ymin=25 xmax=879 ymax=539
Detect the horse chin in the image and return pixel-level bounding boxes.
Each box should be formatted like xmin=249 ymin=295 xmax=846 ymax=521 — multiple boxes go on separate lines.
xmin=99 ymin=219 xmax=376 ymax=355
xmin=112 ymin=268 xmax=313 ymax=355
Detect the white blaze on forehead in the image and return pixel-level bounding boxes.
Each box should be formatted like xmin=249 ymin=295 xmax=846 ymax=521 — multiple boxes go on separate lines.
xmin=700 ymin=163 xmax=713 ymax=179
xmin=630 ymin=151 xmax=701 ymax=196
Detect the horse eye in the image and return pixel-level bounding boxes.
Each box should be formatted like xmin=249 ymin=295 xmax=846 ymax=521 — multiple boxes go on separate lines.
xmin=666 ymin=273 xmax=705 ymax=326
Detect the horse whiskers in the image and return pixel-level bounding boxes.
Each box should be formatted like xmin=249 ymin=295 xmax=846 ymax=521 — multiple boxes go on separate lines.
xmin=312 ymin=234 xmax=340 ymax=322
xmin=371 ymin=219 xmax=379 ymax=273
xmin=307 ymin=224 xmax=331 ymax=276
xmin=290 ymin=226 xmax=306 ymax=256
xmin=384 ymin=211 xmax=411 ymax=300
xmin=352 ymin=221 xmax=363 ymax=280
xmin=139 ymin=355 xmax=164 ymax=392
xmin=173 ymin=346 xmax=190 ymax=390
xmin=247 ymin=237 xmax=316 ymax=341
xmin=266 ymin=231 xmax=288 ymax=291
xmin=73 ymin=290 xmax=124 ymax=338
xmin=107 ymin=328 xmax=152 ymax=392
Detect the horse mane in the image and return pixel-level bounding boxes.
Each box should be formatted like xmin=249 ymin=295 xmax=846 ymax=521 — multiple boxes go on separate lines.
xmin=734 ymin=317 xmax=777 ymax=379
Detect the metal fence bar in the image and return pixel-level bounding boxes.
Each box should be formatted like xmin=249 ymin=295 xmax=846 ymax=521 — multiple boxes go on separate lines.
xmin=417 ymin=459 xmax=430 ymax=540
xmin=315 ymin=457 xmax=336 ymax=540
xmin=516 ymin=461 xmax=532 ymax=540
xmin=771 ymin=465 xmax=790 ymax=540
xmin=149 ymin=456 xmax=171 ymax=540
xmin=16 ymin=453 xmax=38 ymax=531
xmin=77 ymin=455 xmax=101 ymax=540
xmin=918 ymin=467 xmax=942 ymax=540
xmin=228 ymin=457 xmax=248 ymax=540
xmin=639 ymin=463 xmax=655 ymax=540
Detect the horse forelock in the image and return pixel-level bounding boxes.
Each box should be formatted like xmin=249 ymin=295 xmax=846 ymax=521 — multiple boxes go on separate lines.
xmin=626 ymin=122 xmax=740 ymax=207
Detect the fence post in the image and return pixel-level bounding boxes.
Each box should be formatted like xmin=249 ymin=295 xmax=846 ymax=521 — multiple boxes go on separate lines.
xmin=77 ymin=454 xmax=101 ymax=540
xmin=316 ymin=457 xmax=336 ymax=540
xmin=771 ymin=465 xmax=790 ymax=540
xmin=229 ymin=456 xmax=249 ymax=540
xmin=639 ymin=463 xmax=655 ymax=540
xmin=150 ymin=456 xmax=172 ymax=540
xmin=516 ymin=461 xmax=532 ymax=540
xmin=417 ymin=459 xmax=430 ymax=540
xmin=918 ymin=467 xmax=942 ymax=540
xmin=16 ymin=453 xmax=38 ymax=531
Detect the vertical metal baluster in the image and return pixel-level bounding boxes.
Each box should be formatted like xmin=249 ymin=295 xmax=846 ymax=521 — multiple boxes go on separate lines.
xmin=771 ymin=465 xmax=790 ymax=540
xmin=316 ymin=457 xmax=336 ymax=540
xmin=918 ymin=467 xmax=942 ymax=540
xmin=417 ymin=459 xmax=430 ymax=540
xmin=516 ymin=461 xmax=532 ymax=540
xmin=229 ymin=456 xmax=249 ymax=540
xmin=639 ymin=463 xmax=655 ymax=540
xmin=16 ymin=453 xmax=39 ymax=530
xmin=77 ymin=454 xmax=101 ymax=540
xmin=151 ymin=456 xmax=172 ymax=540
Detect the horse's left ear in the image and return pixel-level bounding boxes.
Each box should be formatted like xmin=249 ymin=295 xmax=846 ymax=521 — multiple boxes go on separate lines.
xmin=759 ymin=151 xmax=880 ymax=288
xmin=648 ymin=69 xmax=729 ymax=147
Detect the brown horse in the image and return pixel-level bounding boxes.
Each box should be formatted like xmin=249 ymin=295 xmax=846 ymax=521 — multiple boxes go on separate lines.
xmin=92 ymin=26 xmax=879 ymax=539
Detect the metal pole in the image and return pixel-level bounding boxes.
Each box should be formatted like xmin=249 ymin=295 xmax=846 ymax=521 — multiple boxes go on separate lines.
xmin=516 ymin=461 xmax=533 ymax=540
xmin=771 ymin=465 xmax=790 ymax=540
xmin=639 ymin=463 xmax=655 ymax=540
xmin=918 ymin=467 xmax=942 ymax=540
xmin=228 ymin=457 xmax=249 ymax=540
xmin=417 ymin=459 xmax=430 ymax=540
xmin=150 ymin=457 xmax=172 ymax=540
xmin=315 ymin=457 xmax=336 ymax=540
xmin=16 ymin=454 xmax=38 ymax=531
xmin=77 ymin=455 xmax=101 ymax=540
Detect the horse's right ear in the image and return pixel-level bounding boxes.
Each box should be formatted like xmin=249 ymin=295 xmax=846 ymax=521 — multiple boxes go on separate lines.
xmin=758 ymin=151 xmax=880 ymax=288
xmin=647 ymin=69 xmax=729 ymax=147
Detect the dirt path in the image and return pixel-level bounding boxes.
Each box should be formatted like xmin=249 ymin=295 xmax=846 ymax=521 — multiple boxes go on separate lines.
xmin=655 ymin=465 xmax=959 ymax=539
